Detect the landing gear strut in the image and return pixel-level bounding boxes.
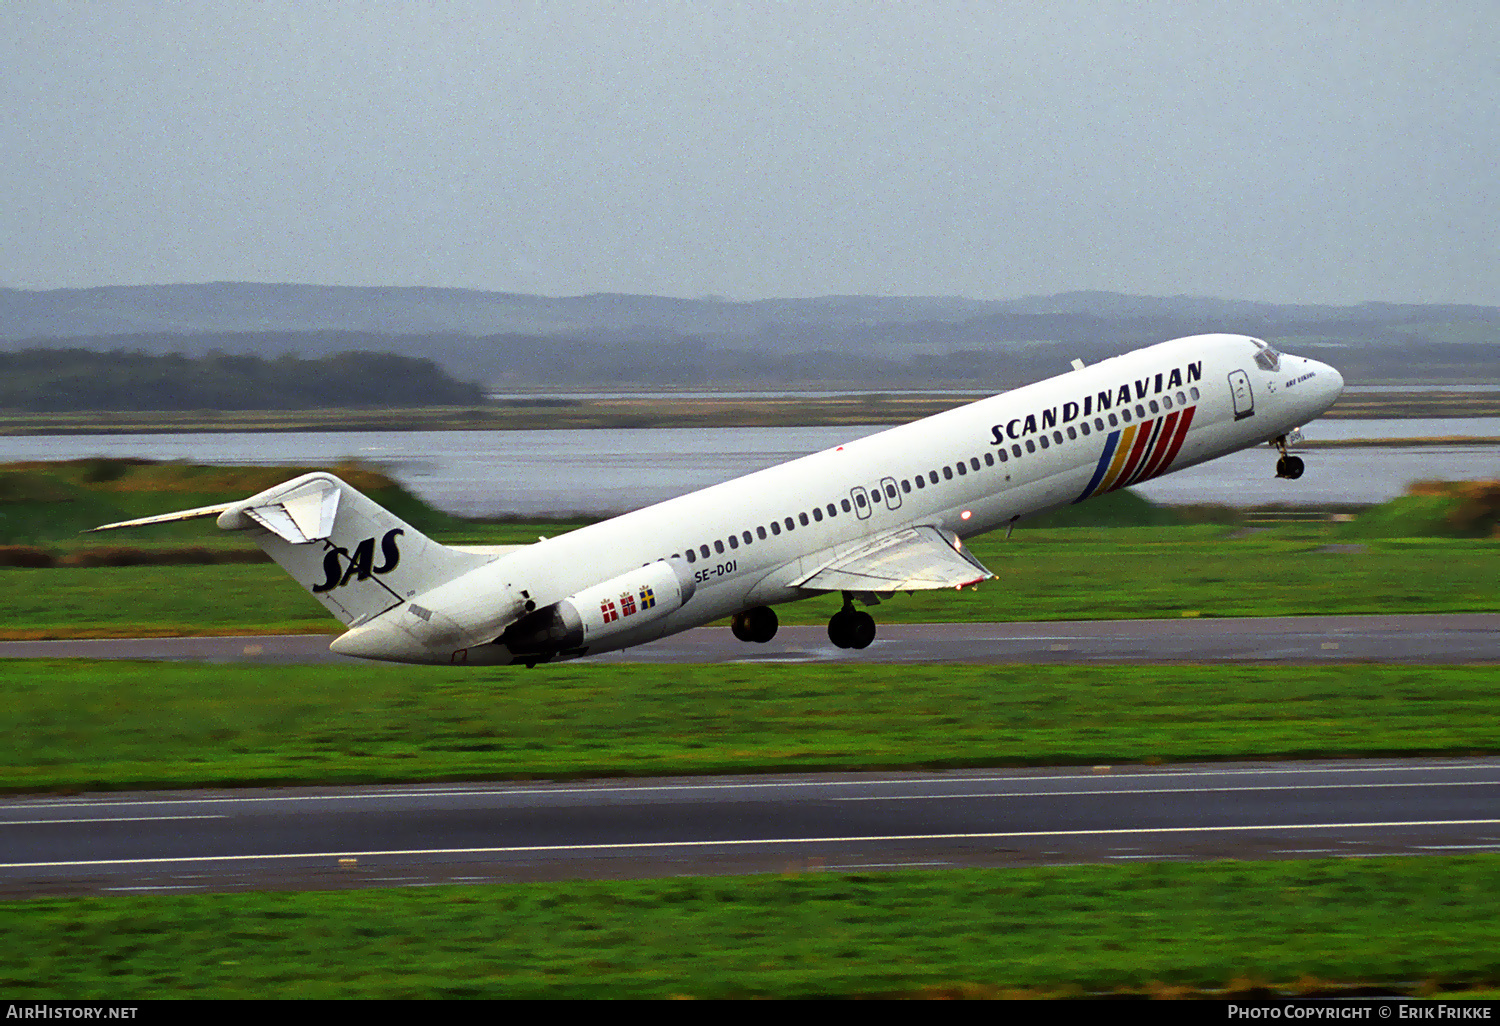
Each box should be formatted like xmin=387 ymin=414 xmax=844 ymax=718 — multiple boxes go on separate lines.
xmin=828 ymin=594 xmax=876 ymax=650
xmin=1273 ymin=435 xmax=1305 ymax=480
xmin=731 ymin=605 xmax=779 ymax=643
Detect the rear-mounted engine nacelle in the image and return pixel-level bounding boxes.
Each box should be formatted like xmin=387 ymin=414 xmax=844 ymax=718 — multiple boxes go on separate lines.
xmin=500 ymin=558 xmax=696 ymax=655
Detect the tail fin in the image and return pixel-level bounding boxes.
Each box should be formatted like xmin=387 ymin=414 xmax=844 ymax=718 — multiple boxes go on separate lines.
xmin=94 ymin=472 xmax=494 ymax=628
xmin=217 ymin=472 xmax=494 ymax=627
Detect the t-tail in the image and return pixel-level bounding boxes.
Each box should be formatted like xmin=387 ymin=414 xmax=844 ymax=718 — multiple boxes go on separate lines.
xmin=90 ymin=472 xmax=495 ymax=629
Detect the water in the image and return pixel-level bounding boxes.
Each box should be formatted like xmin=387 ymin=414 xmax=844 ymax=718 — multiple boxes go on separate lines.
xmin=3 ymin=421 xmax=1496 ymax=516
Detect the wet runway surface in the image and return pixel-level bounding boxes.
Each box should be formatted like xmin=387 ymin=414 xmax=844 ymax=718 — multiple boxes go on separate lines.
xmin=4 ymin=759 xmax=1498 ymax=897
xmin=3 ymin=613 xmax=1496 ymax=665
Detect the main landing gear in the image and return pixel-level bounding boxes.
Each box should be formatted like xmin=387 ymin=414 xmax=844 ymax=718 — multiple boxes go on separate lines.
xmin=1273 ymin=434 xmax=1305 ymax=480
xmin=731 ymin=605 xmax=779 ymax=643
xmin=828 ymin=595 xmax=876 ymax=650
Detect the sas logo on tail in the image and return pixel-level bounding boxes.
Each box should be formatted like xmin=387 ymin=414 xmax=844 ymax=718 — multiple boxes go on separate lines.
xmin=312 ymin=529 xmax=403 ymax=593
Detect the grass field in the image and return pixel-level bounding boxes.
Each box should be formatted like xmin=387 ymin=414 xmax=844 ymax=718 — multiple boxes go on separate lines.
xmin=4 ymin=462 xmax=1496 ymax=999
xmin=4 ymin=857 xmax=1498 ymax=998
xmin=3 ymin=661 xmax=1496 ymax=792
xmin=3 ymin=526 xmax=1493 ymax=639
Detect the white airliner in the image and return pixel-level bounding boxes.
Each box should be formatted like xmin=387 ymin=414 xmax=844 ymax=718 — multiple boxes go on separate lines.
xmin=94 ymin=334 xmax=1342 ymax=666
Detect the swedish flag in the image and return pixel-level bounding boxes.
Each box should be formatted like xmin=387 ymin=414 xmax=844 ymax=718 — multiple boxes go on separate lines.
xmin=639 ymin=585 xmax=656 ymax=609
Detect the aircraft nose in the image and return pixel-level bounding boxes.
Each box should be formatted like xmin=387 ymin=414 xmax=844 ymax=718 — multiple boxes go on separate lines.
xmin=1306 ymin=359 xmax=1344 ymax=415
xmin=1319 ymin=361 xmax=1345 ymax=403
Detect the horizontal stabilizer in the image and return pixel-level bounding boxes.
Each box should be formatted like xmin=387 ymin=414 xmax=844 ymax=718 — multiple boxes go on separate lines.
xmin=87 ymin=503 xmax=235 ymax=533
xmin=238 ymin=477 xmax=340 ymax=544
xmin=794 ymin=525 xmax=994 ymax=593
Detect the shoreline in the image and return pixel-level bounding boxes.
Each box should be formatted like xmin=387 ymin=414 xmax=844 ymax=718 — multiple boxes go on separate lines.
xmin=1 ymin=389 xmax=1497 ymax=435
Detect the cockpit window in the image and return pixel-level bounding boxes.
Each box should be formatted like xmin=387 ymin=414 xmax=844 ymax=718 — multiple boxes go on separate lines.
xmin=1250 ymin=338 xmax=1281 ymax=372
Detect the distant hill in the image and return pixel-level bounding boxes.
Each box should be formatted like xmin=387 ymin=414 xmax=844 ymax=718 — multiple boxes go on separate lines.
xmin=2 ymin=284 xmax=1496 ymax=388
xmin=6 ymin=282 xmax=1499 ymax=342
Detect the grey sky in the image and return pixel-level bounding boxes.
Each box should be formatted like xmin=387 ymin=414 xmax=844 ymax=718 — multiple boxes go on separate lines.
xmin=3 ymin=1 xmax=1496 ymax=304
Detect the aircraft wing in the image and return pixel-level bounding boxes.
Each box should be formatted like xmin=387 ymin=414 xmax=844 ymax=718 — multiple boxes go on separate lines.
xmin=793 ymin=525 xmax=994 ymax=593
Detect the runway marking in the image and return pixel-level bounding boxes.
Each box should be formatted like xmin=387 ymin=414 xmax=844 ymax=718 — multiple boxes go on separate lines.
xmin=4 ymin=762 xmax=1496 ymax=812
xmin=5 ymin=819 xmax=1500 ymax=871
xmin=833 ymin=781 xmax=1500 ymax=801
xmin=0 ymin=815 xmax=225 ymax=826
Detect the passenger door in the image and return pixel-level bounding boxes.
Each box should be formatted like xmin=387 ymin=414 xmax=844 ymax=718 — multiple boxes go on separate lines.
xmin=1229 ymin=370 xmax=1255 ymax=420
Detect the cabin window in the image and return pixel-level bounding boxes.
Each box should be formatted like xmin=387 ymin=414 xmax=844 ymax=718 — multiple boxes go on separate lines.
xmin=1136 ymin=404 xmax=1146 ymax=419
xmin=1053 ymin=431 xmax=1063 ymax=444
xmin=915 ymin=475 xmax=925 ymax=488
xmin=799 ymin=512 xmax=809 ymax=525
xmin=870 ymin=489 xmax=881 ymax=503
xmin=841 ymin=498 xmax=852 ymax=512
xmin=784 ymin=517 xmax=796 ymax=530
xmin=743 ymin=531 xmax=753 ymax=544
xmin=886 ymin=483 xmax=898 ymax=499
xmin=685 ymin=549 xmax=696 ymax=563
xmin=1026 ymin=439 xmax=1036 ymax=453
xmin=901 ymin=480 xmax=911 ymax=493
xmin=1108 ymin=413 xmax=1118 ymax=427
xmin=997 ymin=448 xmax=1008 ymax=462
xmin=984 ymin=452 xmax=994 ymax=466
xmin=757 ymin=526 xmax=767 ymax=540
xmin=853 ymin=493 xmax=865 ymax=508
xmin=1080 ymin=422 xmax=1090 ymax=436
xmin=1039 ymin=435 xmax=1050 ymax=449
xmin=968 ymin=458 xmax=980 ymax=472
xmin=1177 ymin=391 xmax=1187 ymax=404
xmin=728 ymin=535 xmax=739 ymax=549
xmin=1162 ymin=395 xmax=1173 ymax=410
xmin=700 ymin=544 xmax=711 ymax=558
xmin=955 ymin=462 xmax=966 ymax=476
xmin=770 ymin=521 xmax=781 ymax=536
xmin=1120 ymin=409 xmax=1132 ymax=423
xmin=715 ymin=540 xmax=725 ymax=554
xmin=1066 ymin=426 xmax=1077 ymax=440
xmin=1012 ymin=444 xmax=1022 ymax=458
xmin=813 ymin=507 xmax=823 ymax=522
xmin=929 ymin=470 xmax=940 ymax=484
xmin=1190 ymin=387 xmax=1200 ymax=401
xmin=1094 ymin=417 xmax=1105 ymax=430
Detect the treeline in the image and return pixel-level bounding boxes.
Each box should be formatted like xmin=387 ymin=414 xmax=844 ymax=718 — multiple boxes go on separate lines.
xmin=0 ymin=349 xmax=485 ymax=411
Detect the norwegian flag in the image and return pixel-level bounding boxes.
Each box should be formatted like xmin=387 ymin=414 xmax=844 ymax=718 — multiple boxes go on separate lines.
xmin=620 ymin=591 xmax=637 ymax=616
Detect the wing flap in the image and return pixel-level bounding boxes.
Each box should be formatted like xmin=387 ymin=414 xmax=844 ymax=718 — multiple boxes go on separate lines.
xmin=794 ymin=525 xmax=994 ymax=592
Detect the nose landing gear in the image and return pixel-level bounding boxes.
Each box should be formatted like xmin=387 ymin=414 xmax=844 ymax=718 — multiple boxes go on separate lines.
xmin=1273 ymin=434 xmax=1305 ymax=479
xmin=828 ymin=596 xmax=876 ymax=650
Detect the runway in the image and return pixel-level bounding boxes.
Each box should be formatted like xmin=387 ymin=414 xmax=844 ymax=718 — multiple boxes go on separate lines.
xmin=3 ymin=759 xmax=1497 ymax=897
xmin=2 ymin=613 xmax=1496 ymax=665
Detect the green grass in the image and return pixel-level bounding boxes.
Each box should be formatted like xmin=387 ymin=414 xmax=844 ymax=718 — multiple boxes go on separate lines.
xmin=0 ymin=458 xmax=467 ymax=544
xmin=3 ymin=661 xmax=1496 ymax=792
xmin=4 ymin=857 xmax=1498 ymax=997
xmin=2 ymin=460 xmax=1493 ymax=638
xmin=3 ymin=526 xmax=1494 ymax=639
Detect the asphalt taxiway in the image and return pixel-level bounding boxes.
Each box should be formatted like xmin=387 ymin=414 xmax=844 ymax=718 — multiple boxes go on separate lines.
xmin=1 ymin=613 xmax=1496 ymax=665
xmin=3 ymin=759 xmax=1497 ymax=897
